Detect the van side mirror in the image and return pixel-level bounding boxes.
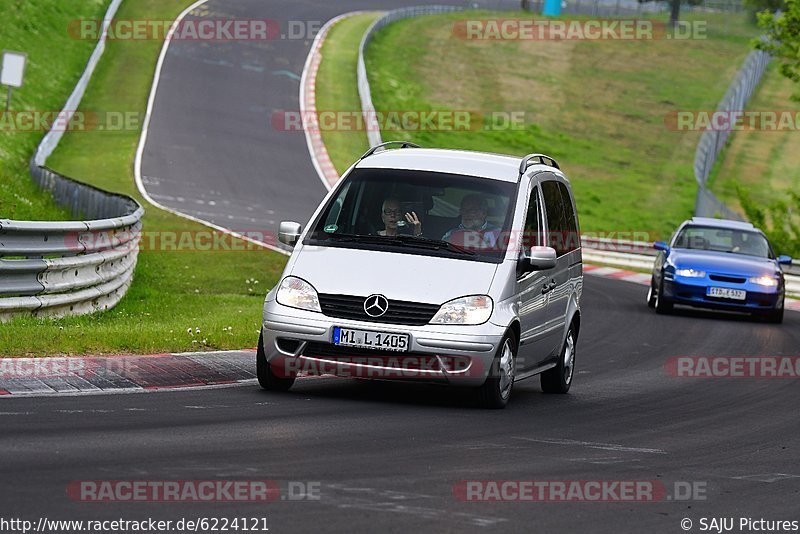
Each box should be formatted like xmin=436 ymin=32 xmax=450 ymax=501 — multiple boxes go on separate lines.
xmin=278 ymin=221 xmax=302 ymax=247
xmin=653 ymin=241 xmax=669 ymax=253
xmin=777 ymin=255 xmax=792 ymax=266
xmin=524 ymin=246 xmax=557 ymax=271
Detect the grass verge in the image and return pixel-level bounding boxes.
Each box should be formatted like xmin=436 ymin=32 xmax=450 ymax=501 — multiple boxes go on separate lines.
xmin=315 ymin=12 xmax=381 ymax=174
xmin=707 ymin=63 xmax=800 ymax=255
xmin=1 ymin=0 xmax=287 ymax=357
xmin=0 ymin=0 xmax=107 ymax=220
xmin=356 ymin=10 xmax=760 ymax=240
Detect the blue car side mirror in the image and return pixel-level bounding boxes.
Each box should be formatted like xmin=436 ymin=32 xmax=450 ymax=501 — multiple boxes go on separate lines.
xmin=777 ymin=255 xmax=792 ymax=266
xmin=653 ymin=241 xmax=669 ymax=253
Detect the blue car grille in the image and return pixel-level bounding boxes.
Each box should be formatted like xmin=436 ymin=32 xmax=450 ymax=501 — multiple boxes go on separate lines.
xmin=709 ymin=274 xmax=747 ymax=284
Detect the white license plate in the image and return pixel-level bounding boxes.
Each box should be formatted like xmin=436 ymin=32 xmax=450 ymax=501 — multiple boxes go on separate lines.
xmin=707 ymin=287 xmax=746 ymax=300
xmin=333 ymin=327 xmax=409 ymax=352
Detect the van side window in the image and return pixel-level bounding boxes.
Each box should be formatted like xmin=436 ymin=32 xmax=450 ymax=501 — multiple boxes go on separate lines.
xmin=542 ymin=180 xmax=568 ymax=256
xmin=522 ymin=186 xmax=542 ymax=256
xmin=557 ymin=182 xmax=579 ymax=253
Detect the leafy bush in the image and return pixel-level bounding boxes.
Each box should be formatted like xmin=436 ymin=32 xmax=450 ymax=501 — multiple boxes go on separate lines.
xmin=737 ymin=185 xmax=800 ymax=257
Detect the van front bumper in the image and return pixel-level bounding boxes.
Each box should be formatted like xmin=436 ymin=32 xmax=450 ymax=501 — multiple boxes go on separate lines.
xmin=262 ymin=300 xmax=506 ymax=387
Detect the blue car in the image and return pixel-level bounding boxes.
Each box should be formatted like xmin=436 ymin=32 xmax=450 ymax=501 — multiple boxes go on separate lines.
xmin=648 ymin=217 xmax=792 ymax=323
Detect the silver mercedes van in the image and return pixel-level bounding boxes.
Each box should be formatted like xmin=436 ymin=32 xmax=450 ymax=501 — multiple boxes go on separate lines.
xmin=259 ymin=143 xmax=583 ymax=408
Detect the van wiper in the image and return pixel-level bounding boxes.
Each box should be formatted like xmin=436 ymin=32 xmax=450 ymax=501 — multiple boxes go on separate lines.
xmin=392 ymin=235 xmax=476 ymax=255
xmin=324 ymin=233 xmax=475 ymax=255
xmin=324 ymin=233 xmax=400 ymax=245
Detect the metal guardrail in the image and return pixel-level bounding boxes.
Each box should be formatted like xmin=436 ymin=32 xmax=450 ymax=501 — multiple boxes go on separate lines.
xmin=358 ymin=5 xmax=464 ymax=148
xmin=33 ymin=0 xmax=124 ymax=166
xmin=1 ymin=167 xmax=143 ymax=322
xmin=693 ymin=49 xmax=771 ymax=219
xmin=1 ymin=0 xmax=144 ymax=322
xmin=581 ymin=240 xmax=800 ymax=297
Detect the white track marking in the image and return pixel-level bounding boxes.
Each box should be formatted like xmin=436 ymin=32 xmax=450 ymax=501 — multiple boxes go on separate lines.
xmin=513 ymin=436 xmax=667 ymax=454
xmin=134 ymin=0 xmax=289 ymax=256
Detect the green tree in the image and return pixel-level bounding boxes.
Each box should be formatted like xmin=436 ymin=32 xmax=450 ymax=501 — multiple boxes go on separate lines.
xmin=744 ymin=0 xmax=785 ymax=20
xmin=737 ymin=186 xmax=800 ymax=257
xmin=755 ymin=0 xmax=800 ymax=100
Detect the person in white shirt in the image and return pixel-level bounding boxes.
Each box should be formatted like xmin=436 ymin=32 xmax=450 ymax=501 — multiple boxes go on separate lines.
xmin=442 ymin=194 xmax=501 ymax=249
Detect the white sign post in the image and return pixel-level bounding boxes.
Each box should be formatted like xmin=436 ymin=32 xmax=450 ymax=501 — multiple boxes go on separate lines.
xmin=1 ymin=50 xmax=27 ymax=112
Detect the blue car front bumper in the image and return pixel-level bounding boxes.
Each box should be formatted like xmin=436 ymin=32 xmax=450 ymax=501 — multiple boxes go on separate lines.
xmin=663 ymin=276 xmax=783 ymax=312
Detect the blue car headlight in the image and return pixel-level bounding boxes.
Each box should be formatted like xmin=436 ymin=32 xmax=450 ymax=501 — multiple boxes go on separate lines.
xmin=749 ymin=275 xmax=779 ymax=287
xmin=675 ymin=268 xmax=706 ymax=278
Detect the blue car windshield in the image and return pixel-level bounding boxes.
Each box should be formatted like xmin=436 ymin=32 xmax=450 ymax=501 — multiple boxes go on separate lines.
xmin=673 ymin=226 xmax=772 ymax=259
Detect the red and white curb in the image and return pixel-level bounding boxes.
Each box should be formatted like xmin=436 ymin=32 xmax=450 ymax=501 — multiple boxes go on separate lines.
xmin=584 ymin=263 xmax=800 ymax=312
xmin=0 ymin=350 xmax=257 ymax=397
xmin=301 ymin=12 xmax=376 ymax=191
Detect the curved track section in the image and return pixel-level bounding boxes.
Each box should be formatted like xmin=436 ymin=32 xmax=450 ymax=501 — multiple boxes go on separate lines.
xmin=2 ymin=277 xmax=799 ymax=532
xmin=138 ymin=0 xmax=458 ymax=242
xmin=4 ymin=2 xmax=797 ymax=531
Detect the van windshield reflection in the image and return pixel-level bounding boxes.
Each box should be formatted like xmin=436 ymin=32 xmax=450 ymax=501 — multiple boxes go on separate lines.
xmin=305 ymin=168 xmax=517 ymax=261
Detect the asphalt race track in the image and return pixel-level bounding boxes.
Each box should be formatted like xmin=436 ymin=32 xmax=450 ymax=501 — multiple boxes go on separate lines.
xmin=139 ymin=0 xmax=464 ymax=240
xmin=2 ymin=277 xmax=799 ymax=532
xmin=3 ymin=1 xmax=798 ymax=532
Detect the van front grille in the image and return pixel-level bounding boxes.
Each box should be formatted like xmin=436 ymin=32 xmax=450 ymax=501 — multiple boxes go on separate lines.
xmin=317 ymin=294 xmax=440 ymax=326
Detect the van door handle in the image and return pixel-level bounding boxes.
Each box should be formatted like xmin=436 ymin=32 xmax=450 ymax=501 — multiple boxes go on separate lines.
xmin=542 ymin=280 xmax=557 ymax=294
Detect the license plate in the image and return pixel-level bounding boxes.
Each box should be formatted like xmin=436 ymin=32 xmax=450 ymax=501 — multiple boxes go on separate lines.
xmin=707 ymin=287 xmax=746 ymax=300
xmin=333 ymin=327 xmax=409 ymax=352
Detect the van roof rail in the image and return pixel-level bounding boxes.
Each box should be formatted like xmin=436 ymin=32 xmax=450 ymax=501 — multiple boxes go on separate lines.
xmin=360 ymin=141 xmax=422 ymax=160
xmin=519 ymin=153 xmax=560 ymax=175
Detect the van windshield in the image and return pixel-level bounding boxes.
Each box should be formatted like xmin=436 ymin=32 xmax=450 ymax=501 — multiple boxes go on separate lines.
xmin=305 ymin=168 xmax=518 ymax=262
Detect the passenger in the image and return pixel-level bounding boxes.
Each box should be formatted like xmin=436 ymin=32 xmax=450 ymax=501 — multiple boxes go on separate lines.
xmin=732 ymin=232 xmax=764 ymax=256
xmin=442 ymin=194 xmax=501 ymax=249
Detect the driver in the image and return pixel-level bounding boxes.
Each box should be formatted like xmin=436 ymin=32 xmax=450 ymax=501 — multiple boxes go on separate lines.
xmin=442 ymin=194 xmax=501 ymax=249
xmin=377 ymin=197 xmax=422 ymax=237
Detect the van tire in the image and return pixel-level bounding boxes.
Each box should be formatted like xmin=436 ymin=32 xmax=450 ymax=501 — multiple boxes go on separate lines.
xmin=257 ymin=332 xmax=295 ymax=391
xmin=541 ymin=326 xmax=576 ymax=394
xmin=477 ymin=332 xmax=517 ymax=409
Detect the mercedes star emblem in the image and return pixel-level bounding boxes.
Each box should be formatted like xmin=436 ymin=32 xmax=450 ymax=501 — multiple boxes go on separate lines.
xmin=363 ymin=294 xmax=389 ymax=317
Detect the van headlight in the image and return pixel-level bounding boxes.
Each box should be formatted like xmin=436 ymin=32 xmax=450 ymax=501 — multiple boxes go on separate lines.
xmin=276 ymin=276 xmax=321 ymax=312
xmin=430 ymin=295 xmax=493 ymax=325
xmin=749 ymin=275 xmax=779 ymax=287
